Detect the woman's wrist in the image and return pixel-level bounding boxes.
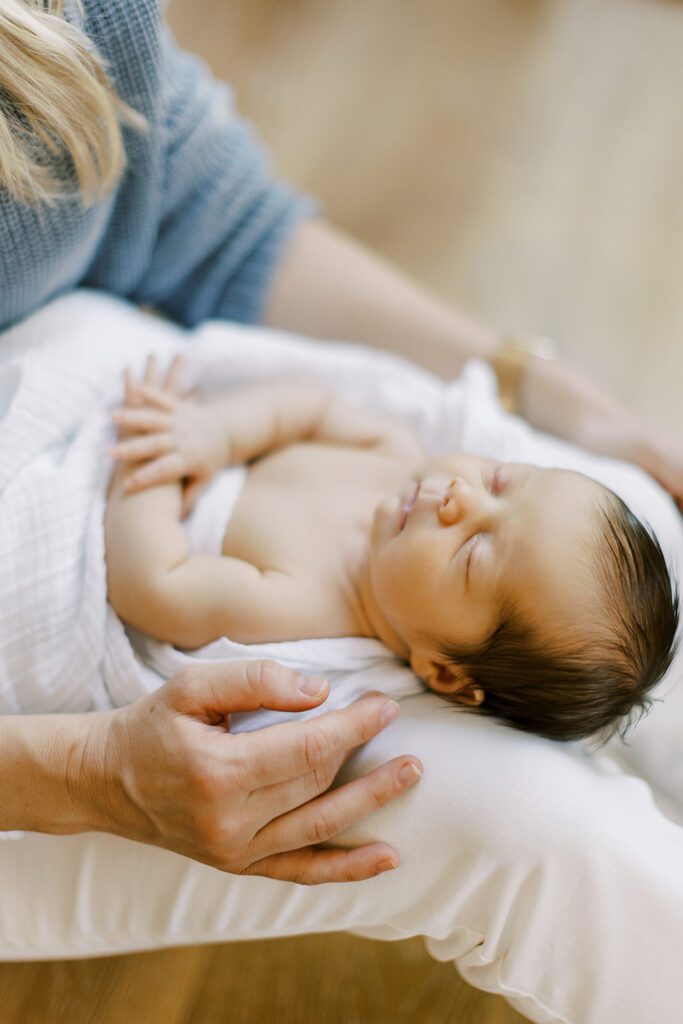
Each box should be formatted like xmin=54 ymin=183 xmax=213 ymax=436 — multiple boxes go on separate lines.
xmin=0 ymin=710 xmax=115 ymax=835
xmin=519 ymin=353 xmax=642 ymax=456
xmin=265 ymin=219 xmax=501 ymax=379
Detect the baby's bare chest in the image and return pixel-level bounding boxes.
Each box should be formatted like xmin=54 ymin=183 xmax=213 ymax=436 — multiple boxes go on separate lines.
xmin=221 ymin=444 xmax=410 ymax=574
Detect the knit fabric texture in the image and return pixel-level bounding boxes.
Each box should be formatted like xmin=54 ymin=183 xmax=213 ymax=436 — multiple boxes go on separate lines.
xmin=0 ymin=0 xmax=315 ymax=332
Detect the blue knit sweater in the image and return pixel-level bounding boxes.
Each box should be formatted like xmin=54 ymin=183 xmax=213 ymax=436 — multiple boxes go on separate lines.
xmin=0 ymin=0 xmax=313 ymax=332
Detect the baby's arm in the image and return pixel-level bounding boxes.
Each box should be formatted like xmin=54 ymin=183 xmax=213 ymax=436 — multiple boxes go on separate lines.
xmin=106 ymin=357 xmax=325 ymax=646
xmin=105 ymin=464 xmax=312 ymax=648
xmin=111 ymin=376 xmax=338 ymax=495
xmin=110 ymin=357 xmax=423 ymax=498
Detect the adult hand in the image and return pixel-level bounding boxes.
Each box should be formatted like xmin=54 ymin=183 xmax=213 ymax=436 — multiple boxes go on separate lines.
xmin=630 ymin=429 xmax=683 ymax=515
xmin=521 ymin=356 xmax=683 ymax=511
xmin=79 ymin=660 xmax=422 ymax=884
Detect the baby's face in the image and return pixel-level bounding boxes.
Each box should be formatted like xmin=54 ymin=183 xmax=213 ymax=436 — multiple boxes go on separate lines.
xmin=368 ymin=453 xmax=605 ymax=690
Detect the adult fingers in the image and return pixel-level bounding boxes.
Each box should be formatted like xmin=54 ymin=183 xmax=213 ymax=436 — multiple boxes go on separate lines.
xmin=231 ymin=694 xmax=401 ymax=790
xmin=163 ymin=660 xmax=403 ymax=785
xmin=241 ymin=692 xmax=389 ymax=811
xmin=250 ymin=754 xmax=423 ymax=862
xmin=239 ymin=842 xmax=401 ymax=884
xmin=246 ymin=744 xmax=348 ymax=820
xmin=249 ymin=749 xmax=420 ymax=824
xmin=165 ymin=660 xmax=332 ymax=721
xmin=629 ymin=428 xmax=683 ymax=498
xmin=112 ymin=408 xmax=171 ymax=434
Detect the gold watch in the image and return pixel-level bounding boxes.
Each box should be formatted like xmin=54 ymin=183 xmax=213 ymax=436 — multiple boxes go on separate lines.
xmin=492 ymin=334 xmax=559 ymax=414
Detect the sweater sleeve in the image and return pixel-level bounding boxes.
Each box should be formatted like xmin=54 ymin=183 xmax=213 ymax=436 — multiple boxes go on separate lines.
xmin=131 ymin=29 xmax=317 ymax=326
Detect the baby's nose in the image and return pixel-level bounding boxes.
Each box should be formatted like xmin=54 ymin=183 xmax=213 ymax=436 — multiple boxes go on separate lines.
xmin=439 ymin=477 xmax=476 ymax=525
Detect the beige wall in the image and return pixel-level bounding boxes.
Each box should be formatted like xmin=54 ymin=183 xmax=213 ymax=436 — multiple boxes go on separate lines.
xmin=168 ymin=0 xmax=683 ymax=431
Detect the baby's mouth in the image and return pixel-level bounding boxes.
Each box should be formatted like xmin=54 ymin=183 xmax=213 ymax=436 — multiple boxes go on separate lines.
xmin=399 ymin=482 xmax=420 ymax=531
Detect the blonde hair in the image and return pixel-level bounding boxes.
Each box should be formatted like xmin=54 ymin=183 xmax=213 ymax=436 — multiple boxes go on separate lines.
xmin=0 ymin=0 xmax=146 ymax=206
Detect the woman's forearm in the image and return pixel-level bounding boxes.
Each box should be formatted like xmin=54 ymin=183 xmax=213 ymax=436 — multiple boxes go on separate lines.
xmin=264 ymin=219 xmax=499 ymax=379
xmin=0 ymin=711 xmax=105 ymax=834
xmin=264 ymin=219 xmax=682 ymax=503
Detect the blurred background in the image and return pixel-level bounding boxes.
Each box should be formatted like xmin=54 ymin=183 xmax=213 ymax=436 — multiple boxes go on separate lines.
xmin=167 ymin=0 xmax=683 ymax=433
xmin=3 ymin=1 xmax=682 ymax=1021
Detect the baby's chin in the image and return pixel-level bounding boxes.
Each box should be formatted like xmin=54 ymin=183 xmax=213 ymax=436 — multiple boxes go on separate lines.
xmin=369 ymin=495 xmax=396 ymax=552
xmin=368 ymin=497 xmax=395 ymax=557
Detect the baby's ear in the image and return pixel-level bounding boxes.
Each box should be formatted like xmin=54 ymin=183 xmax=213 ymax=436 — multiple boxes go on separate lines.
xmin=410 ymin=652 xmax=485 ymax=706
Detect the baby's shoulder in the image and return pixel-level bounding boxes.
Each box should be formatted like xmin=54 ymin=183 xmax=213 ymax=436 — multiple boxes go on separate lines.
xmin=314 ymin=395 xmax=425 ymax=460
xmin=376 ymin=421 xmax=426 ymax=460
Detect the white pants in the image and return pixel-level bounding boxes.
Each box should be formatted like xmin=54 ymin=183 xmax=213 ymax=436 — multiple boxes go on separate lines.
xmin=2 ymin=692 xmax=682 ymax=1024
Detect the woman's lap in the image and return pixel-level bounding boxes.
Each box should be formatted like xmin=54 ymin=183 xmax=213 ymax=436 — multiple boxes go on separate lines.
xmin=1 ymin=693 xmax=682 ymax=1024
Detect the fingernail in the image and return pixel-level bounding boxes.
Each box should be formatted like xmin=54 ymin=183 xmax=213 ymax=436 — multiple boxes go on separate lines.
xmin=381 ymin=700 xmax=400 ymax=726
xmin=376 ymin=857 xmax=398 ymax=874
xmin=398 ymin=762 xmax=422 ymax=787
xmin=298 ymin=676 xmax=328 ymax=698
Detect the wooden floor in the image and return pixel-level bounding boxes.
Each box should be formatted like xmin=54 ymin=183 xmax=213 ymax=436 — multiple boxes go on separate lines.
xmin=4 ymin=0 xmax=683 ymax=1021
xmin=0 ymin=935 xmax=525 ymax=1024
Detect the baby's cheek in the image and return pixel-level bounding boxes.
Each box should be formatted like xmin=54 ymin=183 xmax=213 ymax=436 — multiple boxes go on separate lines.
xmin=376 ymin=552 xmax=433 ymax=616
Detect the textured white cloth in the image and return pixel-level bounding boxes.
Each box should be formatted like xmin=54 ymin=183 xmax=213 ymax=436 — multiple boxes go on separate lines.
xmin=183 ymin=465 xmax=247 ymax=557
xmin=1 ymin=291 xmax=682 ymax=1024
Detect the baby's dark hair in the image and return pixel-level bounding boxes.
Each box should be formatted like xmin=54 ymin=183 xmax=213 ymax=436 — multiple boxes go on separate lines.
xmin=439 ymin=490 xmax=679 ymax=743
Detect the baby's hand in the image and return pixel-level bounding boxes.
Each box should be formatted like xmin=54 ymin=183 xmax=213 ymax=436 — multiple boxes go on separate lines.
xmin=109 ymin=354 xmax=228 ymax=514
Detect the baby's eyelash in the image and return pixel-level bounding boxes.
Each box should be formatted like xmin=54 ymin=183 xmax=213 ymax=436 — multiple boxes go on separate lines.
xmin=464 ymin=532 xmax=481 ymax=581
xmin=491 ymin=464 xmax=512 ymax=496
xmin=465 ymin=534 xmax=480 ymax=584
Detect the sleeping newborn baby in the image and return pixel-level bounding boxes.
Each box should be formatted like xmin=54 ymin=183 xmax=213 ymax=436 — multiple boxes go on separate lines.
xmin=105 ymin=355 xmax=679 ymax=743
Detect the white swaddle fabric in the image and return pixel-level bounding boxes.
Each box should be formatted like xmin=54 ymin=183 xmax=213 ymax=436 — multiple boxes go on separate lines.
xmin=183 ymin=466 xmax=248 ymax=557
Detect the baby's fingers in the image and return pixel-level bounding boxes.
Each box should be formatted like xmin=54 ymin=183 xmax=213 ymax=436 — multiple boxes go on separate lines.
xmin=124 ymin=367 xmax=141 ymax=407
xmin=112 ymin=408 xmax=171 ymax=434
xmin=135 ymin=383 xmax=178 ymax=412
xmin=143 ymin=353 xmax=163 ymax=388
xmin=109 ymin=432 xmax=173 ymax=463
xmin=164 ymin=354 xmax=187 ymax=396
xmin=124 ymin=452 xmax=189 ymax=493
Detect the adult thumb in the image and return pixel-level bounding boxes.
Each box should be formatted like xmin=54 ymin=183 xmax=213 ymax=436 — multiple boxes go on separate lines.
xmin=163 ymin=659 xmax=329 ymax=722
